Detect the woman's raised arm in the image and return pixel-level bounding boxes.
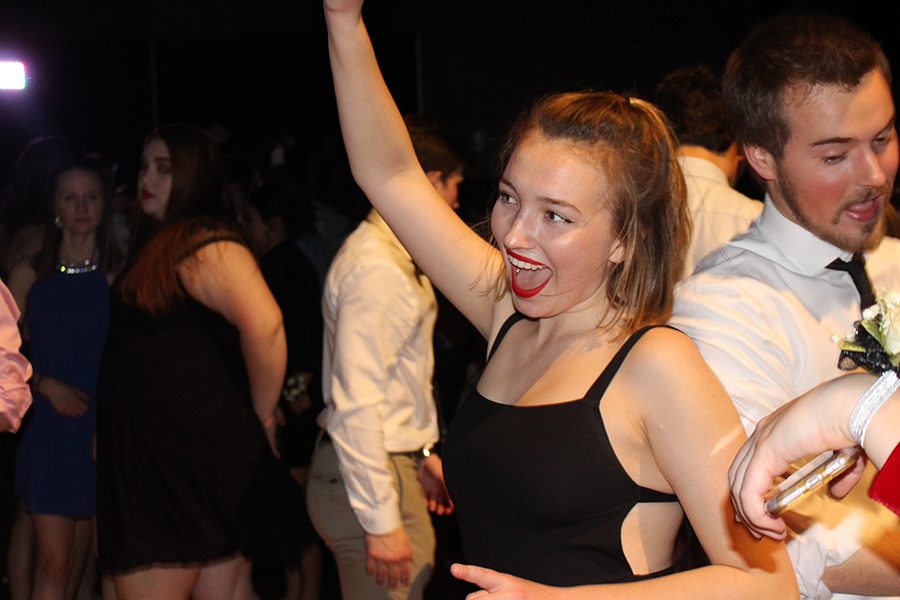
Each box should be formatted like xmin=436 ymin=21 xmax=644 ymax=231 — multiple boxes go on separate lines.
xmin=324 ymin=0 xmax=504 ymax=337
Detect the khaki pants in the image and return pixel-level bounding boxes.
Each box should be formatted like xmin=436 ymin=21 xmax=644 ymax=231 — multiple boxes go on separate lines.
xmin=307 ymin=438 xmax=435 ymax=600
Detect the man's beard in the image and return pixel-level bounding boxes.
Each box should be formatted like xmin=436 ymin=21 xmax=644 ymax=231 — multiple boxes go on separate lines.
xmin=776 ymin=163 xmax=887 ymax=253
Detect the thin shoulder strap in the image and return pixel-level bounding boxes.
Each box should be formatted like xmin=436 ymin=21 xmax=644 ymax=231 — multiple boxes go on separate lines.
xmin=586 ymin=324 xmax=678 ymax=407
xmin=487 ymin=312 xmax=528 ymax=361
xmin=182 ymin=233 xmax=245 ymax=260
xmin=175 ymin=233 xmax=247 ymax=298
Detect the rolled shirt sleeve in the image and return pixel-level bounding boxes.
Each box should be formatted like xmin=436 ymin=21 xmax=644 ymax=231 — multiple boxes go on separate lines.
xmin=0 ymin=278 xmax=32 ymax=431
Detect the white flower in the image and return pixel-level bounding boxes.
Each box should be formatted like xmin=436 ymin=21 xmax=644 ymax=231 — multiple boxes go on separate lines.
xmin=880 ymin=293 xmax=900 ymax=355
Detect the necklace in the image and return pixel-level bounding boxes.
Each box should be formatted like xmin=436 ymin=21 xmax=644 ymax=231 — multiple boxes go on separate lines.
xmin=56 ymin=257 xmax=99 ymax=275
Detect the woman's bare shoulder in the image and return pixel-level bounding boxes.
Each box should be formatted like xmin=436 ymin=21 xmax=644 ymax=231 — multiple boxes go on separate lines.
xmin=621 ymin=325 xmax=725 ymax=405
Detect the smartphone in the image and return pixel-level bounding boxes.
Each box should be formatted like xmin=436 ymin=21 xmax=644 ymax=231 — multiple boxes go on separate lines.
xmin=765 ymin=446 xmax=861 ymax=516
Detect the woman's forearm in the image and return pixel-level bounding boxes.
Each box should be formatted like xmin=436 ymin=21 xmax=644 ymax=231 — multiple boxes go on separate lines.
xmin=241 ymin=315 xmax=287 ymax=423
xmin=324 ymin=1 xmax=422 ymax=198
xmin=861 ymin=394 xmax=900 ymax=468
xmin=453 ymin=562 xmax=797 ymax=600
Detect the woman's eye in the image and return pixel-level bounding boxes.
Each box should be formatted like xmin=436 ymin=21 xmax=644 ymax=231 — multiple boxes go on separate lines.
xmin=546 ymin=210 xmax=569 ymax=224
xmin=873 ymin=132 xmax=894 ymax=150
xmin=497 ymin=191 xmax=515 ymax=204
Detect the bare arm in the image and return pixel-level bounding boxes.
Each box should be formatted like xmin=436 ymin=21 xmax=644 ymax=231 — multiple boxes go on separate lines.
xmin=625 ymin=329 xmax=797 ymax=598
xmin=178 ymin=241 xmax=286 ymax=448
xmin=323 ymin=0 xmax=503 ymax=337
xmin=729 ymin=375 xmax=898 ymax=536
xmin=728 ymin=374 xmax=900 ymax=595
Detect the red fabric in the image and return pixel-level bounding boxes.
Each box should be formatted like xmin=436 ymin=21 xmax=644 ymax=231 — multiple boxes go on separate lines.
xmin=869 ymin=442 xmax=900 ymax=516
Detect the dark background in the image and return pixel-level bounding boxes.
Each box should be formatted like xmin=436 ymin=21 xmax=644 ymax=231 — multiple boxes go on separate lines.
xmin=1 ymin=1 xmax=898 ymax=193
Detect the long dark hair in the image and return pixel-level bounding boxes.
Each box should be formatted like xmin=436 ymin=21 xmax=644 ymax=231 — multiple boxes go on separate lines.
xmin=119 ymin=124 xmax=238 ymax=316
xmin=32 ymin=155 xmax=122 ymax=280
xmin=0 ymin=135 xmax=86 ymax=237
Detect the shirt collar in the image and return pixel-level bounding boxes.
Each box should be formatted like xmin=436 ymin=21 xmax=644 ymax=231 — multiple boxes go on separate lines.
xmin=730 ymin=196 xmax=850 ymax=275
xmin=366 ymin=209 xmax=412 ymax=262
xmin=678 ymin=155 xmax=729 ymax=186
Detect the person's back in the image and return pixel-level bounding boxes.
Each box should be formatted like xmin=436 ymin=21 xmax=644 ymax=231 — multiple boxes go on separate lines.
xmin=308 ymin=118 xmax=462 ymax=599
xmin=653 ymin=64 xmax=761 ymax=277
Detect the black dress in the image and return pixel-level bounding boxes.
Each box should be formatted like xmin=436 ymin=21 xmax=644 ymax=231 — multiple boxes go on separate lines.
xmin=442 ymin=313 xmax=690 ymax=587
xmin=97 ymin=236 xmax=306 ymax=573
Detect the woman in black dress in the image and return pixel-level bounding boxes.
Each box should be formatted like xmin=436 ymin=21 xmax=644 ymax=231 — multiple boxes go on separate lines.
xmin=98 ymin=125 xmax=290 ymax=599
xmin=322 ymin=1 xmax=798 ymax=597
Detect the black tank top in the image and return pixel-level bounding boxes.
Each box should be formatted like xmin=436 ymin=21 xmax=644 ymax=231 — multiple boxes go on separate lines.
xmin=442 ymin=313 xmax=685 ymax=586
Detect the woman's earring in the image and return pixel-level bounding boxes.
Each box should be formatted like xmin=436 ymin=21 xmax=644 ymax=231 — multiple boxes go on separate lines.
xmin=53 ymin=214 xmax=62 ymax=228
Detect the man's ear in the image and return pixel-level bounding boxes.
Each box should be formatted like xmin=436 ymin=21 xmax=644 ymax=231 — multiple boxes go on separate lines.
xmin=742 ymin=144 xmax=777 ymax=182
xmin=425 ymin=170 xmax=444 ymax=186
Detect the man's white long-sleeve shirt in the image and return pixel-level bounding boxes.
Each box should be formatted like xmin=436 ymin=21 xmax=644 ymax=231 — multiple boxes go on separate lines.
xmin=672 ymin=198 xmax=900 ymax=600
xmin=679 ymin=155 xmax=762 ymax=278
xmin=319 ymin=210 xmax=439 ymax=535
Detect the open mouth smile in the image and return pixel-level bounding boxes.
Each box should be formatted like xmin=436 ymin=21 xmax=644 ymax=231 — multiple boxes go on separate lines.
xmin=506 ymin=250 xmax=552 ymax=298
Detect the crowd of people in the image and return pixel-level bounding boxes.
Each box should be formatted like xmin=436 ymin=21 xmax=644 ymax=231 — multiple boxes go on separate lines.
xmin=0 ymin=3 xmax=898 ymax=600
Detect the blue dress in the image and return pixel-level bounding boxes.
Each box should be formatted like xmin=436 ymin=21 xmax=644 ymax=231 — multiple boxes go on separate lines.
xmin=15 ymin=268 xmax=109 ymax=518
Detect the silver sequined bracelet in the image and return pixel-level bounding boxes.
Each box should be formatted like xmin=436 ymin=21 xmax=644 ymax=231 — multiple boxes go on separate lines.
xmin=850 ymin=371 xmax=900 ymax=447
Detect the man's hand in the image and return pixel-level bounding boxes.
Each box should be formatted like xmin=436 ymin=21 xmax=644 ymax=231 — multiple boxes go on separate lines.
xmin=364 ymin=527 xmax=413 ymax=590
xmin=418 ymin=454 xmax=454 ymax=515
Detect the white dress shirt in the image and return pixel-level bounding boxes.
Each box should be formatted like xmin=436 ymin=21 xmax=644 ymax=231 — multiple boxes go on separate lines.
xmin=0 ymin=278 xmax=31 ymax=431
xmin=679 ymin=156 xmax=762 ymax=278
xmin=320 ymin=209 xmax=439 ymax=535
xmin=672 ymin=198 xmax=900 ymax=600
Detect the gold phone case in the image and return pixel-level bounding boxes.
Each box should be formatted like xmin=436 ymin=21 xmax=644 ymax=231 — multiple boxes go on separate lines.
xmin=765 ymin=447 xmax=861 ymax=516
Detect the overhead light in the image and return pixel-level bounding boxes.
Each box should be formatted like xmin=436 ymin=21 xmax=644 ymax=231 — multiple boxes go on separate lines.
xmin=0 ymin=61 xmax=27 ymax=90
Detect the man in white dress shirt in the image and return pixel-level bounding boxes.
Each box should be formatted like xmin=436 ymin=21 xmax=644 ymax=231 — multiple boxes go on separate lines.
xmin=672 ymin=11 xmax=900 ymax=600
xmin=653 ymin=63 xmax=762 ymax=278
xmin=307 ymin=120 xmax=462 ymax=599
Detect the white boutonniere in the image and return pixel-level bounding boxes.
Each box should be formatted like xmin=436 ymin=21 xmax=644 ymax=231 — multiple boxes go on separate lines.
xmin=837 ymin=291 xmax=900 ymax=374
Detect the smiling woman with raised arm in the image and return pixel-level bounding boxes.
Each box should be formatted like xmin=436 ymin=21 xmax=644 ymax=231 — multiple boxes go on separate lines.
xmin=322 ymin=1 xmax=798 ymax=598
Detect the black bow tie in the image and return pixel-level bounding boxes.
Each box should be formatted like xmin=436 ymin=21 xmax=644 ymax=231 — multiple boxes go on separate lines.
xmin=826 ymin=254 xmax=875 ymax=312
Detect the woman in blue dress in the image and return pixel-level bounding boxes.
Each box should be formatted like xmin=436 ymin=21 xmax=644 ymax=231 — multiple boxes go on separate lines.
xmin=7 ymin=154 xmax=121 ymax=600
